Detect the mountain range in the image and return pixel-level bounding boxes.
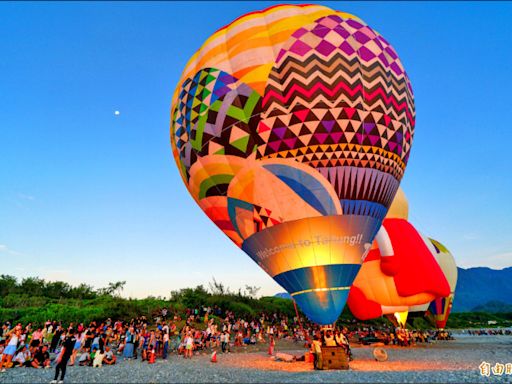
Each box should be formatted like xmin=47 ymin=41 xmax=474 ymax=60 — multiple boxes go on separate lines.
xmin=274 ymin=267 xmax=512 ymax=313
xmin=453 ymin=266 xmax=512 ymax=312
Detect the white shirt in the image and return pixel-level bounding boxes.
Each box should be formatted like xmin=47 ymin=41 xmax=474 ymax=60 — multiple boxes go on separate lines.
xmin=8 ymin=335 xmax=19 ymax=346
xmin=14 ymin=351 xmax=26 ymax=364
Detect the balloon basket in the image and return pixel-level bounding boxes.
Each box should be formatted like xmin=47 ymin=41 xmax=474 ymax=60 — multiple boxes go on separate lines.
xmin=320 ymin=346 xmax=349 ymax=370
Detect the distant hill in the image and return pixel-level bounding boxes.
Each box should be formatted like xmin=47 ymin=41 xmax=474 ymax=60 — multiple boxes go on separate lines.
xmin=274 ymin=267 xmax=512 ymax=313
xmin=471 ymin=300 xmax=512 ymax=313
xmin=454 ymin=267 xmax=512 ymax=312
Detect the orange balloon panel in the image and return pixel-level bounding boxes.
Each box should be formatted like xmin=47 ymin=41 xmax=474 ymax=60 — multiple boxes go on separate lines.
xmin=347 ymin=219 xmax=450 ymax=320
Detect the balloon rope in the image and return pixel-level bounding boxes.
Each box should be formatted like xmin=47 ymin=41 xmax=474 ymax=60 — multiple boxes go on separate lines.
xmin=293 ymin=299 xmax=311 ymax=348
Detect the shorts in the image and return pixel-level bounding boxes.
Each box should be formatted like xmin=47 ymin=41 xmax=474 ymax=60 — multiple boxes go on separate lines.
xmin=74 ymin=341 xmax=81 ymax=350
xmin=186 ymin=344 xmax=192 ymax=350
xmin=4 ymin=345 xmax=16 ymax=356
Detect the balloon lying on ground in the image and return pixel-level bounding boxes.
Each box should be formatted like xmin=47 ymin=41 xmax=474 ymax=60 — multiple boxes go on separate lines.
xmin=170 ymin=4 xmax=415 ymax=324
xmin=426 ymin=239 xmax=458 ymax=329
xmin=347 ymin=188 xmax=450 ymax=322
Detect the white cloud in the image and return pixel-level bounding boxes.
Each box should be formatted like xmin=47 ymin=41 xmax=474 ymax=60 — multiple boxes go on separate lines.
xmin=459 ymin=251 xmax=512 ymax=269
xmin=18 ymin=193 xmax=35 ymax=201
xmin=0 ymin=244 xmax=22 ymax=256
xmin=38 ymin=268 xmax=72 ymax=282
xmin=463 ymin=232 xmax=480 ymax=240
xmin=485 ymin=252 xmax=512 ymax=269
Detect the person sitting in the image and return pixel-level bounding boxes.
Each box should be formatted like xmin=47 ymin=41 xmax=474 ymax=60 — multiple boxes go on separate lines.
xmin=103 ymin=346 xmax=116 ymax=365
xmin=88 ymin=348 xmax=97 ymax=366
xmin=31 ymin=345 xmax=50 ymax=369
xmin=335 ymin=329 xmax=353 ymax=361
xmin=323 ymin=330 xmax=337 ymax=347
xmin=92 ymin=349 xmax=105 ymax=367
xmin=13 ymin=345 xmax=29 ymax=367
xmin=78 ymin=351 xmax=90 ymax=366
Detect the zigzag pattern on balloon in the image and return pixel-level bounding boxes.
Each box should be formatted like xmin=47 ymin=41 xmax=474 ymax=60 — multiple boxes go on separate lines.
xmin=262 ymin=144 xmax=405 ymax=180
xmin=265 ymin=56 xmax=413 ymax=127
xmin=257 ymin=14 xmax=415 ymax=175
xmin=267 ymin=53 xmax=412 ymax=114
xmin=271 ymin=15 xmax=414 ymax=120
xmin=316 ymin=166 xmax=400 ymax=213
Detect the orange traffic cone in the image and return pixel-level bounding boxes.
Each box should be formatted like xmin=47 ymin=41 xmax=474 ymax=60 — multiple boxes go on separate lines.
xmin=149 ymin=348 xmax=156 ymax=364
xmin=211 ymin=351 xmax=217 ymax=363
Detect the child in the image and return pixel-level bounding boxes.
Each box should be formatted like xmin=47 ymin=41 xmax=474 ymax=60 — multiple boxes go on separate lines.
xmin=184 ymin=332 xmax=193 ymax=359
xmin=78 ymin=351 xmax=90 ymax=366
xmin=92 ymin=349 xmax=105 ymax=367
xmin=268 ymin=335 xmax=275 ymax=356
xmin=103 ymin=346 xmax=116 ymax=365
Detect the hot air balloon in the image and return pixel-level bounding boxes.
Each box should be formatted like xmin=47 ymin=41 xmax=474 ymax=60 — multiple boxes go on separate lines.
xmin=409 ymin=238 xmax=457 ymax=320
xmin=170 ymin=4 xmax=415 ymax=324
xmin=347 ymin=190 xmax=450 ymax=324
xmin=426 ymin=239 xmax=458 ymax=329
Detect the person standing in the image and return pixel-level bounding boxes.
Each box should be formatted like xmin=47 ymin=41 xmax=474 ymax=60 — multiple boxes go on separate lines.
xmin=51 ymin=329 xmax=76 ymax=384
xmin=162 ymin=328 xmax=169 ymax=360
xmin=312 ymin=335 xmax=323 ymax=370
xmin=123 ymin=327 xmax=135 ymax=359
xmin=69 ymin=330 xmax=82 ymax=366
xmin=50 ymin=326 xmax=63 ymax=353
xmin=184 ymin=331 xmax=193 ymax=359
xmin=0 ymin=329 xmax=21 ymax=372
xmin=268 ymin=335 xmax=275 ymax=356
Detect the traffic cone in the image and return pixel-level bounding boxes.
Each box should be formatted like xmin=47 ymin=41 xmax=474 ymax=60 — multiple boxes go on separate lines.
xmin=211 ymin=351 xmax=217 ymax=363
xmin=149 ymin=349 xmax=156 ymax=364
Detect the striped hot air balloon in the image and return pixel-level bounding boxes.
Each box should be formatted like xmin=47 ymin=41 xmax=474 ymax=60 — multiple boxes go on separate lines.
xmin=170 ymin=4 xmax=415 ymax=324
xmin=426 ymin=239 xmax=458 ymax=329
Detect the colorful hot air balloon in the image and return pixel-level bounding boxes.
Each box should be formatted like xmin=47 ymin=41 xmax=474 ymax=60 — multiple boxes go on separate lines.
xmin=170 ymin=4 xmax=415 ymax=324
xmin=427 ymin=239 xmax=458 ymax=329
xmin=409 ymin=238 xmax=457 ymax=320
xmin=347 ymin=190 xmax=450 ymax=323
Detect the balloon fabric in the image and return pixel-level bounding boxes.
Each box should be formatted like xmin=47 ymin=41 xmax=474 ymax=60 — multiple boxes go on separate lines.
xmin=170 ymin=4 xmax=415 ymax=324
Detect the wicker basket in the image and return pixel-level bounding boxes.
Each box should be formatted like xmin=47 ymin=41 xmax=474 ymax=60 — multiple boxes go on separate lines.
xmin=321 ymin=346 xmax=349 ymax=370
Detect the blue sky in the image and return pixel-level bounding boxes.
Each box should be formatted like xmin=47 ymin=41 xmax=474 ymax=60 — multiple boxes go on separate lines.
xmin=1 ymin=2 xmax=511 ymax=298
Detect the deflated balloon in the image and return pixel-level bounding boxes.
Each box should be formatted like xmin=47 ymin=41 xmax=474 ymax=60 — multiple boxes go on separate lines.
xmin=170 ymin=4 xmax=415 ymax=324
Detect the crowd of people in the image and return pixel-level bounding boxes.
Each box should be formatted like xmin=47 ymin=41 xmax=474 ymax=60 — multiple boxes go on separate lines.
xmin=354 ymin=327 xmax=454 ymax=345
xmin=466 ymin=328 xmax=512 ymax=336
xmin=0 ymin=306 xmax=461 ymax=381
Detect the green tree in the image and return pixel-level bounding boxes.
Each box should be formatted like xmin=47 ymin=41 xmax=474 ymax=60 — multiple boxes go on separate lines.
xmin=0 ymin=275 xmax=18 ymax=296
xmin=44 ymin=281 xmax=71 ymax=299
xmin=97 ymin=281 xmax=126 ymax=297
xmin=20 ymin=277 xmax=45 ymax=296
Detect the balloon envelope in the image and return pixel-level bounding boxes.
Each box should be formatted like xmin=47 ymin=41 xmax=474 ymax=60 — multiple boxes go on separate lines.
xmin=427 ymin=239 xmax=458 ymax=329
xmin=170 ymin=4 xmax=415 ymax=324
xmin=347 ymin=218 xmax=450 ymax=320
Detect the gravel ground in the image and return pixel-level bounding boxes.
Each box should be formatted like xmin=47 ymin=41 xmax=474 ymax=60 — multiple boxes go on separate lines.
xmin=1 ymin=335 xmax=511 ymax=383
